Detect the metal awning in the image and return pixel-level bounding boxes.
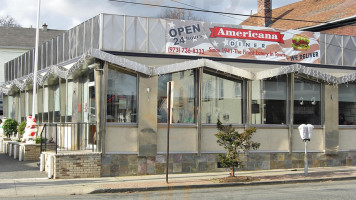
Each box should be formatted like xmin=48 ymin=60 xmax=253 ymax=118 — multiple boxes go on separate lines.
xmin=2 ymin=48 xmax=356 ymax=96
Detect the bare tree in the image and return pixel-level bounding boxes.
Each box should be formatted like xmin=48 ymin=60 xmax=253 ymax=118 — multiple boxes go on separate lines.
xmin=159 ymin=8 xmax=203 ymax=21
xmin=0 ymin=15 xmax=21 ymax=27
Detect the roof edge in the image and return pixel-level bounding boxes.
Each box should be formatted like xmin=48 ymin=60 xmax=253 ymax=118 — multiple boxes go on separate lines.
xmin=299 ymin=15 xmax=356 ymax=31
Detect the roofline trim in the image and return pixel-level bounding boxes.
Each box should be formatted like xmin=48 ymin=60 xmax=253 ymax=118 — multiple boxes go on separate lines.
xmin=298 ymin=15 xmax=356 ymax=31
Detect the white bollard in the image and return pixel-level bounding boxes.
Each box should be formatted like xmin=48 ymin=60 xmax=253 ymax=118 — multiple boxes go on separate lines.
xmin=13 ymin=144 xmax=18 ymax=159
xmin=9 ymin=144 xmax=12 ymax=157
xmin=40 ymin=154 xmax=45 ymax=171
xmin=48 ymin=155 xmax=54 ymax=178
xmin=19 ymin=145 xmax=23 ymax=161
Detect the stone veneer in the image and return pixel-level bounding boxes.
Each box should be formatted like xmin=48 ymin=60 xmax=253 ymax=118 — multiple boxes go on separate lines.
xmin=43 ymin=152 xmax=102 ymax=179
xmin=20 ymin=144 xmax=41 ymax=161
xmin=101 ymin=152 xmax=356 ymax=176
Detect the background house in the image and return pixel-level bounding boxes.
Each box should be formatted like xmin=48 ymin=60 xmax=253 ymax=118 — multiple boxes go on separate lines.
xmin=0 ymin=25 xmax=64 ymax=116
xmin=241 ymin=0 xmax=356 ymax=36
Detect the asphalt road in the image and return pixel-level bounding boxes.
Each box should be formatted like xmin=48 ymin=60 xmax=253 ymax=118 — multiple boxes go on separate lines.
xmin=8 ymin=179 xmax=356 ymax=200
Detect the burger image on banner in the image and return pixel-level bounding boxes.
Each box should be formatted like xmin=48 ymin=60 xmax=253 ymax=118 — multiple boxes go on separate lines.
xmin=292 ymin=34 xmax=310 ymax=51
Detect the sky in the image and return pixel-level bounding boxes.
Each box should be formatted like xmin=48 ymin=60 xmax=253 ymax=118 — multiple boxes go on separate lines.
xmin=0 ymin=0 xmax=300 ymax=30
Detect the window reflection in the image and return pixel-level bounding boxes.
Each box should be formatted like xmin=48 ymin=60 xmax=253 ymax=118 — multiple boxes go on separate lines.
xmin=252 ymin=76 xmax=287 ymax=124
xmin=107 ymin=68 xmax=137 ymax=123
xmin=294 ymin=76 xmax=321 ymax=125
xmin=66 ymin=81 xmax=73 ymax=122
xmin=43 ymin=86 xmax=49 ymax=122
xmin=338 ymin=83 xmax=356 ymax=125
xmin=54 ymin=84 xmax=61 ymax=122
xmin=202 ymin=71 xmax=243 ymax=124
xmin=157 ymin=70 xmax=196 ymax=124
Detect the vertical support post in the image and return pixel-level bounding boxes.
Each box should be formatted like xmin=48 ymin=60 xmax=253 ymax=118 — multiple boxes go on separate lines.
xmin=94 ymin=61 xmax=107 ymax=154
xmin=288 ymin=73 xmax=295 ymax=154
xmin=304 ymin=141 xmax=308 ymax=176
xmin=55 ymin=124 xmax=57 ymax=154
xmin=166 ymin=81 xmax=172 ymax=184
xmin=197 ymin=68 xmax=202 ymax=156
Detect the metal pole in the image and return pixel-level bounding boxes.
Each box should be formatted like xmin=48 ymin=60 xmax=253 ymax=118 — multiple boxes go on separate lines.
xmin=304 ymin=141 xmax=308 ymax=176
xmin=31 ymin=0 xmax=41 ymax=118
xmin=166 ymin=82 xmax=172 ymax=184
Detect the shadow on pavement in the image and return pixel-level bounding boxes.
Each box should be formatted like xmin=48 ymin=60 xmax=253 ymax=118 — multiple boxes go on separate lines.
xmin=0 ymin=153 xmax=47 ymax=179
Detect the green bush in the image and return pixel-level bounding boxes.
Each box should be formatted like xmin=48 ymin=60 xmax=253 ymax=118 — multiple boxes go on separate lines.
xmin=35 ymin=137 xmax=47 ymax=144
xmin=3 ymin=119 xmax=18 ymax=137
xmin=215 ymin=120 xmax=260 ymax=177
xmin=18 ymin=121 xmax=26 ymax=136
xmin=35 ymin=137 xmax=41 ymax=144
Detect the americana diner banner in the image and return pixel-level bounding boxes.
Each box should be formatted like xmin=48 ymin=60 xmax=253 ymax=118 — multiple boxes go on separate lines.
xmin=166 ymin=19 xmax=320 ymax=64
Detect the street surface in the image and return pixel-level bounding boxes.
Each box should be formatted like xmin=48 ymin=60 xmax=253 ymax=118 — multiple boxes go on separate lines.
xmin=6 ymin=180 xmax=356 ymax=200
xmin=0 ymin=152 xmax=46 ymax=179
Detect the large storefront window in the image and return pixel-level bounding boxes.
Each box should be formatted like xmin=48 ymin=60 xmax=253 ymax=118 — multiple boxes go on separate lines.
xmin=294 ymin=76 xmax=321 ymax=125
xmin=8 ymin=95 xmax=15 ymax=119
xmin=157 ymin=70 xmax=196 ymax=124
xmin=66 ymin=81 xmax=73 ymax=122
xmin=338 ymin=83 xmax=356 ymax=125
xmin=43 ymin=86 xmax=49 ymax=122
xmin=36 ymin=87 xmax=43 ymax=123
xmin=53 ymin=84 xmax=61 ymax=122
xmin=202 ymin=71 xmax=243 ymax=124
xmin=252 ymin=76 xmax=287 ymax=124
xmin=107 ymin=67 xmax=137 ymax=123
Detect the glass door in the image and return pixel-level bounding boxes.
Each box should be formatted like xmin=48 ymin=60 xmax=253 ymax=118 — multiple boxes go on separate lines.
xmin=86 ymin=83 xmax=96 ymax=149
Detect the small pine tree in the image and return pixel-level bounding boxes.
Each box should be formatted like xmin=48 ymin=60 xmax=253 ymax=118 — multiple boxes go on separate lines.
xmin=215 ymin=120 xmax=260 ymax=177
xmin=18 ymin=121 xmax=26 ymax=136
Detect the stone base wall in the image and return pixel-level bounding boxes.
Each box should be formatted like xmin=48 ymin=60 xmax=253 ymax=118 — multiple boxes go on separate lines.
xmin=101 ymin=152 xmax=356 ymax=176
xmin=45 ymin=152 xmax=102 ymax=179
xmin=21 ymin=144 xmax=41 ymax=161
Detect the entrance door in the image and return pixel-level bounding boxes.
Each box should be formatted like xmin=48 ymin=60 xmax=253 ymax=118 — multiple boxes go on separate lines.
xmin=85 ymin=83 xmax=97 ymax=149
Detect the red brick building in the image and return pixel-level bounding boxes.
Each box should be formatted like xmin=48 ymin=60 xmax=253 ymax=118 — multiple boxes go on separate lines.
xmin=241 ymin=0 xmax=356 ymax=36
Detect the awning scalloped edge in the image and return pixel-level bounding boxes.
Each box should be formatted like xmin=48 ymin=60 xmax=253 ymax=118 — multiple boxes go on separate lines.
xmin=2 ymin=49 xmax=356 ymax=95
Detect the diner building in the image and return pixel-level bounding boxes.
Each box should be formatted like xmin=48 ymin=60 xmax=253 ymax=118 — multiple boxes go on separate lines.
xmin=1 ymin=14 xmax=356 ymax=178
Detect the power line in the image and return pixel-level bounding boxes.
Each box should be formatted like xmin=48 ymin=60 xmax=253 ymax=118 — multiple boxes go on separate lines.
xmin=169 ymin=0 xmax=356 ymax=52
xmin=109 ymin=0 xmax=356 ymax=26
xmin=109 ymin=0 xmax=356 ymax=52
xmin=169 ymin=0 xmax=246 ymax=22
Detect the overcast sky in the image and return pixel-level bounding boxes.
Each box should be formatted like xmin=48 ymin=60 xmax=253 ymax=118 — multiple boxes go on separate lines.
xmin=0 ymin=0 xmax=300 ymax=30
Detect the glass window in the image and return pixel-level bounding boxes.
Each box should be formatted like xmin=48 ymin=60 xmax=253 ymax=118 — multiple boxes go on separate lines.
xmin=25 ymin=91 xmax=30 ymax=117
xmin=252 ymin=76 xmax=287 ymax=124
xmin=20 ymin=92 xmax=25 ymax=122
xmin=54 ymin=84 xmax=61 ymax=122
xmin=338 ymin=83 xmax=356 ymax=125
xmin=8 ymin=95 xmax=15 ymax=119
xmin=202 ymin=71 xmax=243 ymax=124
xmin=107 ymin=67 xmax=137 ymax=123
xmin=294 ymin=76 xmax=321 ymax=125
xmin=66 ymin=81 xmax=73 ymax=122
xmin=36 ymin=87 xmax=43 ymax=123
xmin=60 ymin=79 xmax=66 ymax=122
xmin=157 ymin=70 xmax=196 ymax=124
xmin=43 ymin=86 xmax=49 ymax=122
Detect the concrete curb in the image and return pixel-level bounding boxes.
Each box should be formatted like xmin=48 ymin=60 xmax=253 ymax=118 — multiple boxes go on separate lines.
xmin=89 ymin=176 xmax=356 ymax=194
